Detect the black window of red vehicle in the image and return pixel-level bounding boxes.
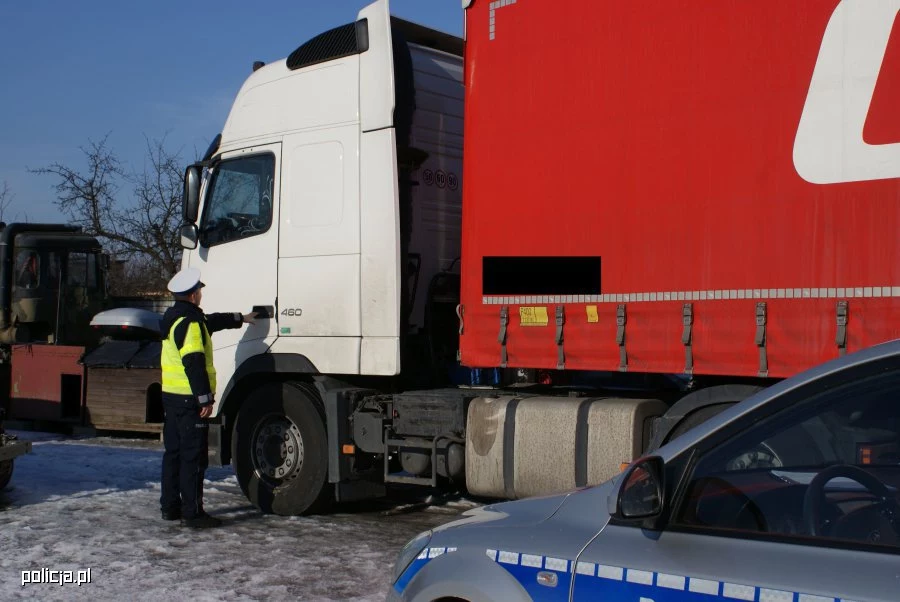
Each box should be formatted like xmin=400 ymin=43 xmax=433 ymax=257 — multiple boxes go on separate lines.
xmin=15 ymin=250 xmax=40 ymax=289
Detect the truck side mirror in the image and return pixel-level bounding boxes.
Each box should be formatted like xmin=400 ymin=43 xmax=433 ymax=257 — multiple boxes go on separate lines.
xmin=609 ymin=455 xmax=665 ymax=528
xmin=99 ymin=253 xmax=111 ymax=271
xmin=180 ymin=222 xmax=199 ymax=250
xmin=183 ymin=165 xmax=201 ymax=223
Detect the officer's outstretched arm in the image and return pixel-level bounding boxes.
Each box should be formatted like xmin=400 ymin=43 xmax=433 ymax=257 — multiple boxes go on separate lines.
xmin=205 ymin=311 xmax=244 ymax=334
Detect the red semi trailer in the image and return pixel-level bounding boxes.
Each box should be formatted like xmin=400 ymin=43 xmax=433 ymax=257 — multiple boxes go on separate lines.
xmin=460 ymin=0 xmax=900 ymax=378
xmin=165 ymin=0 xmax=900 ymax=514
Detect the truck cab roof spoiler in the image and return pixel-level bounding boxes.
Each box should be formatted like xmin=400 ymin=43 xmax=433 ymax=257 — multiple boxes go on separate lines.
xmin=390 ymin=17 xmax=463 ymax=57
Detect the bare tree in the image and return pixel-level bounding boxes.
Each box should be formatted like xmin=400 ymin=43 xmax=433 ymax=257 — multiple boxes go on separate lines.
xmin=124 ymin=136 xmax=185 ymax=278
xmin=32 ymin=134 xmax=186 ymax=294
xmin=0 ymin=181 xmax=14 ymax=223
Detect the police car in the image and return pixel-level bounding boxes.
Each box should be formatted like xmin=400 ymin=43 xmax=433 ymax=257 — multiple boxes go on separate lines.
xmin=389 ymin=340 xmax=900 ymax=601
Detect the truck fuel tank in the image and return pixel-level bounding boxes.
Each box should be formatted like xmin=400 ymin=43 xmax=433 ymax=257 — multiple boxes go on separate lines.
xmin=465 ymin=395 xmax=667 ymax=499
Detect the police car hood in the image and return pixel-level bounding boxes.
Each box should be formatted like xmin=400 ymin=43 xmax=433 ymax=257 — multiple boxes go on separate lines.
xmin=433 ymin=493 xmax=571 ymax=533
xmin=429 ymin=480 xmax=615 ymax=557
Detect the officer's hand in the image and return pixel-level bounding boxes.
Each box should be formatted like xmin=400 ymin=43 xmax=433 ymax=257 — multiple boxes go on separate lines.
xmin=200 ymin=404 xmax=214 ymax=419
xmin=242 ymin=312 xmax=258 ymax=324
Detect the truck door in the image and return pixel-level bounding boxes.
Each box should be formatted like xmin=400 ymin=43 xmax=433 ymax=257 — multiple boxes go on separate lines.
xmin=189 ymin=143 xmax=281 ymax=397
xmin=276 ymin=125 xmax=361 ymax=345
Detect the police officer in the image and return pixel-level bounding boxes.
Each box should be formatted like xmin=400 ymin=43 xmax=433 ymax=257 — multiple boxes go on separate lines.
xmin=159 ymin=267 xmax=256 ymax=528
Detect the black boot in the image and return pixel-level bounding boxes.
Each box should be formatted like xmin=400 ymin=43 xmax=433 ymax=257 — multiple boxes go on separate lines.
xmin=161 ymin=508 xmax=182 ymax=521
xmin=181 ymin=511 xmax=222 ymax=529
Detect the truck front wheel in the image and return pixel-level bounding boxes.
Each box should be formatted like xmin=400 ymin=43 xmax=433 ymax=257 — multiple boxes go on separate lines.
xmin=231 ymin=382 xmax=331 ymax=515
xmin=0 ymin=460 xmax=13 ymax=490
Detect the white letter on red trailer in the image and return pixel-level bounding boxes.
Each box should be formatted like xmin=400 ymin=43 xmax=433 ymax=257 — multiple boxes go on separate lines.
xmin=794 ymin=0 xmax=900 ymax=184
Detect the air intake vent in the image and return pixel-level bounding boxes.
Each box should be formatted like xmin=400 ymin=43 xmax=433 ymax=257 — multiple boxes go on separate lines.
xmin=287 ymin=19 xmax=369 ymax=71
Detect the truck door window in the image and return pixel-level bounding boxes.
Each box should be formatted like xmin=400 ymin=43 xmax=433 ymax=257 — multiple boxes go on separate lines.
xmin=672 ymin=367 xmax=900 ymax=553
xmin=200 ymin=154 xmax=275 ymax=247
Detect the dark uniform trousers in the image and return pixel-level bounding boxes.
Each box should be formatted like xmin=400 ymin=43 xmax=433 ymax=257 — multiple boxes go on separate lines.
xmin=161 ymin=393 xmax=209 ymax=519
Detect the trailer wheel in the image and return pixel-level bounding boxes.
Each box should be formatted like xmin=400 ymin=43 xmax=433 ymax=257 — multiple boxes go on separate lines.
xmin=647 ymin=384 xmax=764 ymax=452
xmin=0 ymin=460 xmax=12 ymax=490
xmin=231 ymin=382 xmax=331 ymax=515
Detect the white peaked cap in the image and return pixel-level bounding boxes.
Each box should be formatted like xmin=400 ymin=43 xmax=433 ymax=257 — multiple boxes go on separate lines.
xmin=167 ymin=267 xmax=205 ymax=295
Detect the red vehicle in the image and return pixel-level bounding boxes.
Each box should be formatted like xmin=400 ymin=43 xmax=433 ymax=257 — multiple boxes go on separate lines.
xmin=0 ymin=223 xmax=108 ymax=426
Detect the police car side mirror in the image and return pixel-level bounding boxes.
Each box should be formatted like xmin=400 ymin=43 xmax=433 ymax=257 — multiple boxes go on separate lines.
xmin=610 ymin=456 xmax=665 ymax=527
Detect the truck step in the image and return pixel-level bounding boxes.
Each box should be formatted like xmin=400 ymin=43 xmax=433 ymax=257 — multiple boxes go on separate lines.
xmin=382 ymin=474 xmax=437 ymax=487
xmin=384 ymin=436 xmax=438 ymax=488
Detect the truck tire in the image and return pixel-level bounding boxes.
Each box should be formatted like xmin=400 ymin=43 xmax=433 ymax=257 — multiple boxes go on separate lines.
xmin=0 ymin=460 xmax=12 ymax=490
xmin=231 ymin=382 xmax=331 ymax=515
xmin=647 ymin=384 xmax=764 ymax=452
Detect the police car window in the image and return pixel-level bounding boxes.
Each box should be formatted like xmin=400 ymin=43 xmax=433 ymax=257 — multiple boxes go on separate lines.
xmin=200 ymin=154 xmax=274 ymax=247
xmin=672 ymin=368 xmax=900 ymax=552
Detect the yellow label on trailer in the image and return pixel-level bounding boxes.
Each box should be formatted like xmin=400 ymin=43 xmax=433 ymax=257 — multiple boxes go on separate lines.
xmin=519 ymin=306 xmax=549 ymax=326
xmin=586 ymin=305 xmax=599 ymax=323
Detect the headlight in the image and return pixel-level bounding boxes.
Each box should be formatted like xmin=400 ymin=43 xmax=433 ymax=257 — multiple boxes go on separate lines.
xmin=392 ymin=529 xmax=433 ymax=584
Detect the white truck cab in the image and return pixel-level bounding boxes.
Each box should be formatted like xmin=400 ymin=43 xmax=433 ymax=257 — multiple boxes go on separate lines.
xmin=180 ymin=0 xmax=467 ymax=514
xmin=182 ymin=1 xmax=462 ymax=381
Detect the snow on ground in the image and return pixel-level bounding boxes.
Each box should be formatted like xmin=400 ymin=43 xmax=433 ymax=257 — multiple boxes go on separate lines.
xmin=0 ymin=431 xmax=474 ymax=601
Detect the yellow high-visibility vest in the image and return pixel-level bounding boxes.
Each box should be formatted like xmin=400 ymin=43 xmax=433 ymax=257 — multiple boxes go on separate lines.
xmin=161 ymin=316 xmax=216 ymax=396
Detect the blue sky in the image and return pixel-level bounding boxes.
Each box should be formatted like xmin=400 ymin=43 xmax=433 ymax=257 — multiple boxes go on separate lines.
xmin=0 ymin=0 xmax=462 ymax=223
